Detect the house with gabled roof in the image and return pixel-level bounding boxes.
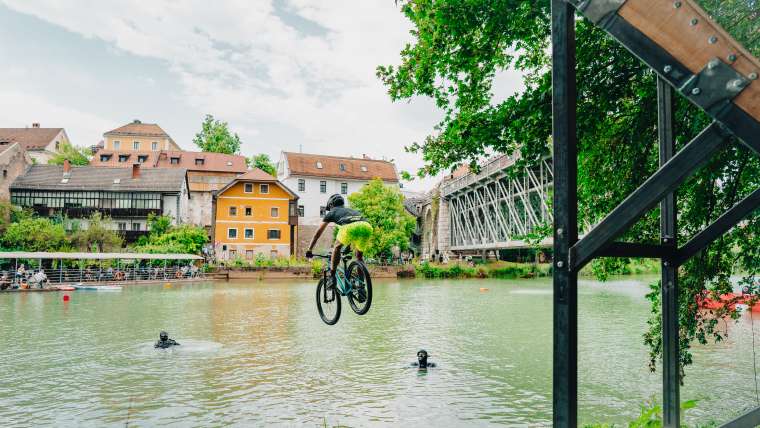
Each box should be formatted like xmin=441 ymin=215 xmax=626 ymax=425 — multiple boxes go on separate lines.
xmin=102 ymin=119 xmax=181 ymax=152
xmin=0 ymin=123 xmax=71 ymax=164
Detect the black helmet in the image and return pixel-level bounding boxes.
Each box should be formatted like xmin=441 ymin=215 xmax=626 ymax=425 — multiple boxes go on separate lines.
xmin=160 ymin=331 xmax=168 ymax=341
xmin=417 ymin=349 xmax=428 ymax=359
xmin=326 ymin=194 xmax=344 ymax=210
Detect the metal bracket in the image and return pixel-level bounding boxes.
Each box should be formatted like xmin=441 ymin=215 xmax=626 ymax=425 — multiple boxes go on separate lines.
xmin=577 ymin=0 xmax=626 ymax=25
xmin=680 ymin=58 xmax=750 ymax=118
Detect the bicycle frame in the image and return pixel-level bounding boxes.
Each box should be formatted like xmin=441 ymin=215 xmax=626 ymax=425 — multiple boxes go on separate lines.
xmin=321 ymin=252 xmax=353 ymax=296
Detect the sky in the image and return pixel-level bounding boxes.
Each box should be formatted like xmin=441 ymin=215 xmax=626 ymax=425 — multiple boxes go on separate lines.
xmin=0 ymin=1 xmax=524 ymax=191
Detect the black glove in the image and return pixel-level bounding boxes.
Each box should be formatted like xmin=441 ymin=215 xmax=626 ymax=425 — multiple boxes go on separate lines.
xmin=305 ymin=250 xmax=313 ymax=259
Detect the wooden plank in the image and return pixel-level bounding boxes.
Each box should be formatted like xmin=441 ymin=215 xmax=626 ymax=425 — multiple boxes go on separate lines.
xmin=619 ymin=0 xmax=760 ymax=122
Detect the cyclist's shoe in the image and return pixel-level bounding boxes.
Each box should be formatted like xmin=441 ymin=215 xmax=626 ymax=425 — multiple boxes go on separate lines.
xmin=355 ymin=286 xmax=367 ymax=303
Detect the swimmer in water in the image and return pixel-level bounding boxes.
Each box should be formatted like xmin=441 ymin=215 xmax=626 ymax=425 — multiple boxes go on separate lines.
xmin=154 ymin=331 xmax=180 ymax=349
xmin=411 ymin=349 xmax=436 ymax=369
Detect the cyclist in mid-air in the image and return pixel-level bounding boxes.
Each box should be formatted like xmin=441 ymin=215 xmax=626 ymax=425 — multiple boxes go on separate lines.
xmin=305 ymin=194 xmax=372 ymax=293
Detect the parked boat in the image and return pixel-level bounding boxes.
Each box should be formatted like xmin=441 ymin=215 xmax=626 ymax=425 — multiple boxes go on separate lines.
xmin=698 ymin=292 xmax=760 ymax=312
xmin=72 ymin=284 xmax=122 ymax=292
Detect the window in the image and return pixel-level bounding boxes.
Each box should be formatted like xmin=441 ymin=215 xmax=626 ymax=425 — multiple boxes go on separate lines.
xmin=117 ymin=222 xmax=127 ymax=231
xmin=133 ymin=141 xmax=140 ymax=150
xmin=316 ymin=161 xmax=323 ymax=169
xmin=246 ymin=250 xmax=254 ymax=259
xmin=244 ymin=183 xmax=253 ymax=193
xmin=137 ymin=155 xmax=148 ymax=163
xmin=195 ymin=158 xmax=205 ymax=166
xmin=245 ymin=207 xmax=252 ymax=216
xmin=260 ymin=184 xmax=269 ymax=194
xmin=339 ymin=163 xmax=346 ymax=171
xmin=229 ymin=249 xmax=237 ymax=257
xmin=55 ymin=141 xmax=60 ymax=150
xmin=131 ymin=223 xmax=140 ymax=231
xmin=118 ymin=154 xmax=130 ymax=162
xmin=113 ymin=141 xmax=121 ymax=150
xmin=341 ymin=182 xmax=348 ymax=195
xmin=170 ymin=157 xmax=180 ymax=165
xmin=267 ymin=229 xmax=281 ymax=240
xmin=229 ymin=206 xmax=237 ymax=216
xmin=298 ymin=179 xmax=305 ymax=192
xmin=222 ymin=245 xmax=227 ymax=251
xmin=271 ymin=207 xmax=279 ymax=218
xmin=151 ymin=142 xmax=158 ymax=151
xmin=228 ymin=228 xmax=237 ymax=239
xmin=320 ymin=181 xmax=327 ymax=193
xmin=298 ymin=205 xmax=304 ymax=217
xmin=320 ymin=206 xmax=327 ymax=217
xmin=360 ymin=165 xmax=368 ymax=172
xmin=100 ymin=154 xmax=112 ymax=162
xmin=3 ymin=170 xmax=7 ymax=178
xmin=244 ymin=228 xmax=254 ymax=239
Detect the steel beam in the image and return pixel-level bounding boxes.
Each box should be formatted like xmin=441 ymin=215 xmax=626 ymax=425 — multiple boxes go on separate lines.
xmin=674 ymin=186 xmax=760 ymax=266
xmin=719 ymin=406 xmax=760 ymax=428
xmin=552 ymin=0 xmax=578 ymax=425
xmin=596 ymin=242 xmax=672 ymax=258
xmin=658 ymin=76 xmax=679 ymax=427
xmin=570 ymin=122 xmax=727 ymax=271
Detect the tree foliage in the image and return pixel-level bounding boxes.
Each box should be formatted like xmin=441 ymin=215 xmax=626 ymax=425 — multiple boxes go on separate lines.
xmin=70 ymin=212 xmax=123 ymax=252
xmin=1 ymin=217 xmax=68 ymax=252
xmin=348 ymin=178 xmax=416 ymax=259
xmin=48 ymin=142 xmax=91 ymax=166
xmin=135 ymin=214 xmax=208 ymax=254
xmin=248 ymin=153 xmax=277 ymax=176
xmin=193 ymin=114 xmax=242 ymax=154
xmin=380 ymin=0 xmax=760 ymax=374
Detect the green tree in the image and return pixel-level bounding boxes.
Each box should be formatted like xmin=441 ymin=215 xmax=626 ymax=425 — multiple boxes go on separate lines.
xmin=247 ymin=153 xmax=277 ymax=176
xmin=135 ymin=214 xmax=208 ymax=254
xmin=146 ymin=213 xmax=172 ymax=236
xmin=193 ymin=114 xmax=242 ymax=154
xmin=1 ymin=217 xmax=68 ymax=251
xmin=379 ymin=0 xmax=760 ymax=374
xmin=48 ymin=142 xmax=91 ymax=166
xmin=348 ymin=178 xmax=416 ymax=258
xmin=70 ymin=212 xmax=123 ymax=252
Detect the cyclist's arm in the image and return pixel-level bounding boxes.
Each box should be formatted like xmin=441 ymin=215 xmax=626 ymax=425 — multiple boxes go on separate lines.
xmin=306 ymin=221 xmax=330 ymax=254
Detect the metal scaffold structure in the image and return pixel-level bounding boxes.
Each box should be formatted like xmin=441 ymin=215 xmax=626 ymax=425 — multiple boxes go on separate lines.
xmin=551 ymin=0 xmax=760 ymax=426
xmin=441 ymin=155 xmax=553 ymax=252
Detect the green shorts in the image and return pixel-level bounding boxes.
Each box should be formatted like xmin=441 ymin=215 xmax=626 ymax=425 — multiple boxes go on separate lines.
xmin=336 ymin=221 xmax=373 ymax=252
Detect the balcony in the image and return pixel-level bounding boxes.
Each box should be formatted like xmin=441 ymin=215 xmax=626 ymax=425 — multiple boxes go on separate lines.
xmin=121 ymin=230 xmax=150 ymax=243
xmin=31 ymin=206 xmax=161 ymax=219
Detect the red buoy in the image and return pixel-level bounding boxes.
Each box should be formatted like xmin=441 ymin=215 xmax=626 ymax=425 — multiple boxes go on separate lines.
xmin=63 ymin=294 xmax=70 ymax=302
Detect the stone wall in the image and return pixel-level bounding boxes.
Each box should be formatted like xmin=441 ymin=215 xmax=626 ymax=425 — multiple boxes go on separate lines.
xmin=0 ymin=143 xmax=31 ymax=201
xmin=296 ymin=223 xmax=335 ymax=257
xmin=188 ymin=191 xmax=213 ymax=227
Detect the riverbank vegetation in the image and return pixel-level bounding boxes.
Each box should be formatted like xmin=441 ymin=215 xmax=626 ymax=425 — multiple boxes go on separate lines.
xmin=380 ymin=0 xmax=760 ymax=376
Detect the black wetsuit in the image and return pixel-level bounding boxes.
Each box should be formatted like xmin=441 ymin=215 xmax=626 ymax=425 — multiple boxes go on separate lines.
xmin=155 ymin=339 xmax=180 ymax=349
xmin=411 ymin=362 xmax=436 ymax=368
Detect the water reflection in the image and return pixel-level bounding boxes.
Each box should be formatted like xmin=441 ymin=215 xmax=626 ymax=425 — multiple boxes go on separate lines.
xmin=0 ymin=277 xmax=757 ymax=426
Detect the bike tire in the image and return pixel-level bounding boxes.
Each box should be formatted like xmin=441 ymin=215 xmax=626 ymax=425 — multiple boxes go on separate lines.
xmin=316 ymin=277 xmax=341 ymax=325
xmin=346 ymin=261 xmax=372 ymax=315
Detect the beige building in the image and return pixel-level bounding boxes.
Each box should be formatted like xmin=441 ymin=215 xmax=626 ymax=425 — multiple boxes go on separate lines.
xmin=0 ymin=142 xmax=32 ymax=201
xmin=102 ymin=120 xmax=181 ymax=152
xmin=90 ymin=150 xmax=247 ymax=229
xmin=0 ymin=123 xmax=70 ymax=164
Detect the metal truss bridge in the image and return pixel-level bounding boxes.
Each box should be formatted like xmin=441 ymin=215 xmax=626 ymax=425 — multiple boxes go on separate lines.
xmin=440 ymin=154 xmax=553 ymax=253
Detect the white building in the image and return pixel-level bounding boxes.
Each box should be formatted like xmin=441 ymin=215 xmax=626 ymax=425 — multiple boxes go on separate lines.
xmin=277 ymin=151 xmax=400 ymax=225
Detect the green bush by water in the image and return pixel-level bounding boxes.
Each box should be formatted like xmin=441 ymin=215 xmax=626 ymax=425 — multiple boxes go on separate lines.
xmin=415 ymin=261 xmax=551 ymax=279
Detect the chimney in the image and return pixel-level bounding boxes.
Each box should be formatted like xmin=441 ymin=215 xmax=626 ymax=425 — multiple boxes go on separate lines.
xmin=63 ymin=159 xmax=71 ymax=173
xmin=132 ymin=163 xmax=141 ymax=178
xmin=32 ymin=123 xmax=40 ymax=128
xmin=362 ymin=154 xmax=367 ymax=159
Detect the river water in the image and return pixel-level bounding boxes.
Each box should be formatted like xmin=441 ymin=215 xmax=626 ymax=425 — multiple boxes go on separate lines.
xmin=0 ymin=277 xmax=757 ymax=427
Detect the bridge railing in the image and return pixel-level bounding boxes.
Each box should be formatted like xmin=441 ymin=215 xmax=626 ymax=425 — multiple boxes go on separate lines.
xmin=441 ymin=154 xmax=520 ymax=196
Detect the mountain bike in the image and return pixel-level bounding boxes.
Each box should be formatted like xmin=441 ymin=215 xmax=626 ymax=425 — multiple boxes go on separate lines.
xmin=313 ymin=246 xmax=373 ymax=325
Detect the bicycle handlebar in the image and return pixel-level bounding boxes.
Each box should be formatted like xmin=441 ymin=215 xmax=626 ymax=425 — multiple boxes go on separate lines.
xmin=311 ymin=254 xmax=330 ymax=259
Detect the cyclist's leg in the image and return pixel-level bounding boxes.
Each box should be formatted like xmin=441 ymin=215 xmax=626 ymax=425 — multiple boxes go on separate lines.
xmin=355 ymin=249 xmax=364 ymax=262
xmin=330 ymin=240 xmax=342 ymax=284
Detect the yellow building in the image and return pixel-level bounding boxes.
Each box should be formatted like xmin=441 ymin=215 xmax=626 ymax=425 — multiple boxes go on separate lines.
xmin=102 ymin=119 xmax=181 ymax=152
xmin=212 ymin=169 xmax=298 ymax=259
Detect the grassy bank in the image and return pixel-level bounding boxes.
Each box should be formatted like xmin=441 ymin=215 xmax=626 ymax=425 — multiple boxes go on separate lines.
xmin=415 ymin=261 xmax=551 ymax=279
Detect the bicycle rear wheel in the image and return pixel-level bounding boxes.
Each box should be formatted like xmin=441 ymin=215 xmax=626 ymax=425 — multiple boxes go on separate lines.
xmin=346 ymin=261 xmax=372 ymax=315
xmin=316 ymin=277 xmax=341 ymax=325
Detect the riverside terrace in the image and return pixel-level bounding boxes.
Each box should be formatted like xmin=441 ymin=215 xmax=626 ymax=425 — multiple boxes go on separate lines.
xmin=0 ymin=252 xmax=205 ymax=290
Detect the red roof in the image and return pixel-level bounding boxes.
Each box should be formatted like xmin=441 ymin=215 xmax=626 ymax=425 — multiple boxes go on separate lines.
xmin=236 ymin=168 xmax=277 ymax=181
xmin=283 ymin=152 xmax=398 ymax=182
xmin=90 ymin=150 xmax=247 ymax=173
xmin=0 ymin=128 xmax=64 ymax=151
xmin=104 ymin=121 xmax=169 ymax=138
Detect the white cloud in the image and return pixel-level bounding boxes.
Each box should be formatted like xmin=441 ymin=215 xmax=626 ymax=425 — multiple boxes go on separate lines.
xmin=0 ymin=0 xmax=521 ymax=191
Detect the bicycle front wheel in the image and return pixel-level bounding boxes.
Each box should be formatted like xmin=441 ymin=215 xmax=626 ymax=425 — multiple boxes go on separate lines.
xmin=346 ymin=261 xmax=372 ymax=315
xmin=316 ymin=277 xmax=341 ymax=325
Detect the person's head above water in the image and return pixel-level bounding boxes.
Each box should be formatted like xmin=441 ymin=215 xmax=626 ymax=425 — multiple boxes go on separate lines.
xmin=326 ymin=194 xmax=344 ymax=210
xmin=159 ymin=331 xmax=168 ymax=341
xmin=417 ymin=349 xmax=428 ymax=365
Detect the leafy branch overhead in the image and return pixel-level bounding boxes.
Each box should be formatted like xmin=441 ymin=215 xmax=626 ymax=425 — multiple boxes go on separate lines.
xmin=381 ymin=0 xmax=760 ymax=375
